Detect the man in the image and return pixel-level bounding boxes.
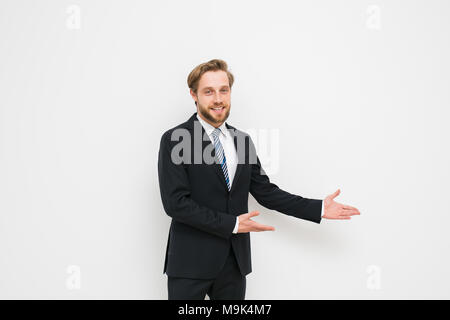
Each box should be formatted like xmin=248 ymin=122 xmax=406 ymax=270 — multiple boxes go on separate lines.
xmin=157 ymin=59 xmax=360 ymax=300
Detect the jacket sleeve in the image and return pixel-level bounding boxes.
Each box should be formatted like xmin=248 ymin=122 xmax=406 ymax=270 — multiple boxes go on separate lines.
xmin=248 ymin=136 xmax=322 ymax=224
xmin=157 ymin=131 xmax=237 ymax=239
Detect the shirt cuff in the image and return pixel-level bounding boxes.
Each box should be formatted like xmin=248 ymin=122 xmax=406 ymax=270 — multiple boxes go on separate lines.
xmin=321 ymin=200 xmax=325 ymax=217
xmin=232 ymin=216 xmax=239 ymax=234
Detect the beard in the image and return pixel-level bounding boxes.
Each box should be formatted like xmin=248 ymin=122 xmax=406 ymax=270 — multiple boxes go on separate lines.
xmin=197 ymin=101 xmax=230 ymax=125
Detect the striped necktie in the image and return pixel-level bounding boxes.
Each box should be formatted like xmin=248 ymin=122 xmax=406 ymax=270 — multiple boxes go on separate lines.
xmin=211 ymin=128 xmax=231 ymax=191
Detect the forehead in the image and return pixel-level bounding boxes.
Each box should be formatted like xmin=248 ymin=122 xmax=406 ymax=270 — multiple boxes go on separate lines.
xmin=198 ymin=70 xmax=229 ymax=89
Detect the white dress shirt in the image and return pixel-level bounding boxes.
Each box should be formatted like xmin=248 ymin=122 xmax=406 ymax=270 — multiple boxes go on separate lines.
xmin=196 ymin=114 xmax=324 ymax=234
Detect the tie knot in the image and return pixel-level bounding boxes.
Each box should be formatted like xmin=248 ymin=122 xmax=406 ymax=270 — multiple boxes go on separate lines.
xmin=212 ymin=128 xmax=221 ymax=138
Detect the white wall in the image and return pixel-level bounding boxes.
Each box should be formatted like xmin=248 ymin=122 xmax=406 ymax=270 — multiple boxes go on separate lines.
xmin=1 ymin=0 xmax=449 ymax=299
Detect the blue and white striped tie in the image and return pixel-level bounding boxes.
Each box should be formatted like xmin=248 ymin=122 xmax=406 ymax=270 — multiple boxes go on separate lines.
xmin=212 ymin=128 xmax=231 ymax=191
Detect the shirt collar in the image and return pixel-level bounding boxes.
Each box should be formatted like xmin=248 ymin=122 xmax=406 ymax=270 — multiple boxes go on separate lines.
xmin=196 ymin=113 xmax=228 ymax=138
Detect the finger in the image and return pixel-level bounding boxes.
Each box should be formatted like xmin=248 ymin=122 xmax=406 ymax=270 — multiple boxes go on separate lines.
xmin=244 ymin=211 xmax=259 ymax=219
xmin=340 ymin=210 xmax=360 ymax=216
xmin=329 ymin=189 xmax=340 ymax=200
xmin=337 ymin=216 xmax=351 ymax=220
xmin=253 ymin=222 xmax=275 ymax=231
xmin=343 ymin=205 xmax=360 ymax=213
xmin=336 ymin=203 xmax=360 ymax=214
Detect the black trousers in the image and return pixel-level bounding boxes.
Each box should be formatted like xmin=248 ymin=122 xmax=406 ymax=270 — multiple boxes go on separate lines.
xmin=167 ymin=245 xmax=246 ymax=300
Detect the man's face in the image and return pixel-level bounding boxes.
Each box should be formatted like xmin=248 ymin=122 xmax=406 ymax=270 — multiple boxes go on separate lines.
xmin=191 ymin=70 xmax=231 ymax=127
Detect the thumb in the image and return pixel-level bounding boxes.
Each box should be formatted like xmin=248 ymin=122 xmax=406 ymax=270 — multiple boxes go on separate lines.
xmin=246 ymin=210 xmax=260 ymax=219
xmin=330 ymin=189 xmax=340 ymax=199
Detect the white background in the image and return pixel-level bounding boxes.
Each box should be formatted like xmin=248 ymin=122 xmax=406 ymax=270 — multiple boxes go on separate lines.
xmin=1 ymin=0 xmax=449 ymax=299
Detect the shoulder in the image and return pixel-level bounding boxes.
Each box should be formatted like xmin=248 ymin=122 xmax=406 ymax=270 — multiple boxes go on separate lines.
xmin=226 ymin=124 xmax=255 ymax=146
xmin=226 ymin=123 xmax=251 ymax=139
xmin=160 ymin=119 xmax=191 ymax=145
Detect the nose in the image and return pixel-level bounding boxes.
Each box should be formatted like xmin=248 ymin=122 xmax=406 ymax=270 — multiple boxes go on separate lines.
xmin=213 ymin=92 xmax=223 ymax=104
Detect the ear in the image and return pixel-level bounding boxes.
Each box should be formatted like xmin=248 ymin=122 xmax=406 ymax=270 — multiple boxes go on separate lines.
xmin=189 ymin=89 xmax=198 ymax=105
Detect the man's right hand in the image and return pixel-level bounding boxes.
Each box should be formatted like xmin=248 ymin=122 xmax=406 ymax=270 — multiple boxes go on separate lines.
xmin=237 ymin=211 xmax=275 ymax=233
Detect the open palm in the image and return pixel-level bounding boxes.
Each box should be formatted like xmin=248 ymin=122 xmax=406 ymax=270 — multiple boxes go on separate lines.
xmin=323 ymin=189 xmax=360 ymax=220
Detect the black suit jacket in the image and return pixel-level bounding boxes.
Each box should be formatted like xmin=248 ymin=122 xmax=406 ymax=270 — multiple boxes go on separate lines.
xmin=158 ymin=112 xmax=322 ymax=279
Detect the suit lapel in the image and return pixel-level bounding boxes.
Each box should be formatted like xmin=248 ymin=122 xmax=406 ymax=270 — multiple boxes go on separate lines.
xmin=186 ymin=112 xmax=245 ymax=194
xmin=228 ymin=126 xmax=243 ymax=194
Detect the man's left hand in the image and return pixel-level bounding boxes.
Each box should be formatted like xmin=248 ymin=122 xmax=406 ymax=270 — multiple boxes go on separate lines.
xmin=322 ymin=189 xmax=360 ymax=220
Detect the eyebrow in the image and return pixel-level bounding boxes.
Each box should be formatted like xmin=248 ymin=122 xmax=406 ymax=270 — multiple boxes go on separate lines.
xmin=202 ymin=86 xmax=230 ymax=91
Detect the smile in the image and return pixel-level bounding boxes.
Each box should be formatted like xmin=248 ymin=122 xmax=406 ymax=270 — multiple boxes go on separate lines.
xmin=211 ymin=107 xmax=225 ymax=113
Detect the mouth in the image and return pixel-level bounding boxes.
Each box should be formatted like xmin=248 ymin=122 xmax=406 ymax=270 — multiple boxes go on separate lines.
xmin=210 ymin=106 xmax=225 ymax=114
